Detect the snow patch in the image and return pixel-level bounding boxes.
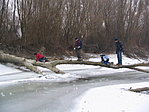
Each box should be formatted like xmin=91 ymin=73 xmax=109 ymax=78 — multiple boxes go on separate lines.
xmin=74 ymin=82 xmax=149 ymax=112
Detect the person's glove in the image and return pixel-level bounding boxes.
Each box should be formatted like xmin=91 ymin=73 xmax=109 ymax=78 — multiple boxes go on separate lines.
xmin=77 ymin=46 xmax=80 ymax=49
xmin=74 ymin=48 xmax=76 ymax=50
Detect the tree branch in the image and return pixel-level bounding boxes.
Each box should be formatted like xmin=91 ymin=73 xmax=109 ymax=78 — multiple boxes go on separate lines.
xmin=0 ymin=52 xmax=149 ymax=74
xmin=33 ymin=60 xmax=149 ymax=74
xmin=129 ymin=87 xmax=149 ymax=92
xmin=0 ymin=52 xmax=43 ymax=74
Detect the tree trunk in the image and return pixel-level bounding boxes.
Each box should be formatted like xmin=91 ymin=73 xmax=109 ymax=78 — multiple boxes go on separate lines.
xmin=0 ymin=52 xmax=43 ymax=74
xmin=33 ymin=60 xmax=149 ymax=74
xmin=0 ymin=52 xmax=149 ymax=74
xmin=129 ymin=87 xmax=149 ymax=92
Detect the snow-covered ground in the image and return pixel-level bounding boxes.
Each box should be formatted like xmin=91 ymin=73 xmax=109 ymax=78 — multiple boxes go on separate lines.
xmin=0 ymin=54 xmax=149 ymax=112
xmin=72 ymin=54 xmax=149 ymax=112
xmin=74 ymin=82 xmax=149 ymax=112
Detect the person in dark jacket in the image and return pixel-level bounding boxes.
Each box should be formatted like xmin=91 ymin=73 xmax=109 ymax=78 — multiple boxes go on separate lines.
xmin=115 ymin=38 xmax=124 ymax=65
xmin=74 ymin=38 xmax=83 ymax=61
xmin=34 ymin=53 xmax=48 ymax=62
xmin=100 ymin=54 xmax=110 ymax=65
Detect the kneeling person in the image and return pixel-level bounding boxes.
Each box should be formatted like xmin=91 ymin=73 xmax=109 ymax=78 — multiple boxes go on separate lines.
xmin=100 ymin=54 xmax=110 ymax=65
xmin=34 ymin=53 xmax=48 ymax=62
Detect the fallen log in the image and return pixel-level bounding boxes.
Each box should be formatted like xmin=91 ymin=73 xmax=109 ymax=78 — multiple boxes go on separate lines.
xmin=33 ymin=60 xmax=149 ymax=74
xmin=0 ymin=52 xmax=149 ymax=74
xmin=0 ymin=52 xmax=43 ymax=74
xmin=129 ymin=87 xmax=149 ymax=92
xmin=128 ymin=67 xmax=149 ymax=74
xmin=33 ymin=61 xmax=65 ymax=74
xmin=33 ymin=60 xmax=120 ymax=74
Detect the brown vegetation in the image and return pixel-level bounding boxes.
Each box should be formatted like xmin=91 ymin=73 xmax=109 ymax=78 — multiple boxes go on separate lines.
xmin=0 ymin=0 xmax=149 ymax=58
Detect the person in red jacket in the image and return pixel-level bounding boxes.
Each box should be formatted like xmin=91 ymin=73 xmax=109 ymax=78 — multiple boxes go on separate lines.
xmin=34 ymin=53 xmax=48 ymax=62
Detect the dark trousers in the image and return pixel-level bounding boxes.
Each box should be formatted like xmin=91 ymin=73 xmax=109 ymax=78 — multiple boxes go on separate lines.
xmin=117 ymin=51 xmax=122 ymax=64
xmin=39 ymin=57 xmax=49 ymax=62
xmin=101 ymin=59 xmax=109 ymax=65
xmin=75 ymin=49 xmax=82 ymax=60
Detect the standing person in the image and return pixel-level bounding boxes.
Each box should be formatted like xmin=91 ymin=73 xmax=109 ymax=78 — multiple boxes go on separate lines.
xmin=74 ymin=38 xmax=83 ymax=61
xmin=34 ymin=53 xmax=48 ymax=62
xmin=115 ymin=38 xmax=124 ymax=65
xmin=100 ymin=54 xmax=110 ymax=65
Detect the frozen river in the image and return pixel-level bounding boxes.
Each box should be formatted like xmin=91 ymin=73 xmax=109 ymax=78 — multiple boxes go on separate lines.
xmin=0 ymin=69 xmax=149 ymax=112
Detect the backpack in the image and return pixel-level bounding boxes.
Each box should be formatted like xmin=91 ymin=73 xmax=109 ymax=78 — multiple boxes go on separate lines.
xmin=78 ymin=39 xmax=82 ymax=49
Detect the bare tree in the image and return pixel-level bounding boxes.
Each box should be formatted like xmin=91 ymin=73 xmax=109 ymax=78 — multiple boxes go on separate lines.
xmin=0 ymin=0 xmax=149 ymax=57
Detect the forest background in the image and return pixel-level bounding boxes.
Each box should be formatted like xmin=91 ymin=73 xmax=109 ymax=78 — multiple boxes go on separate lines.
xmin=0 ymin=0 xmax=149 ymax=59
